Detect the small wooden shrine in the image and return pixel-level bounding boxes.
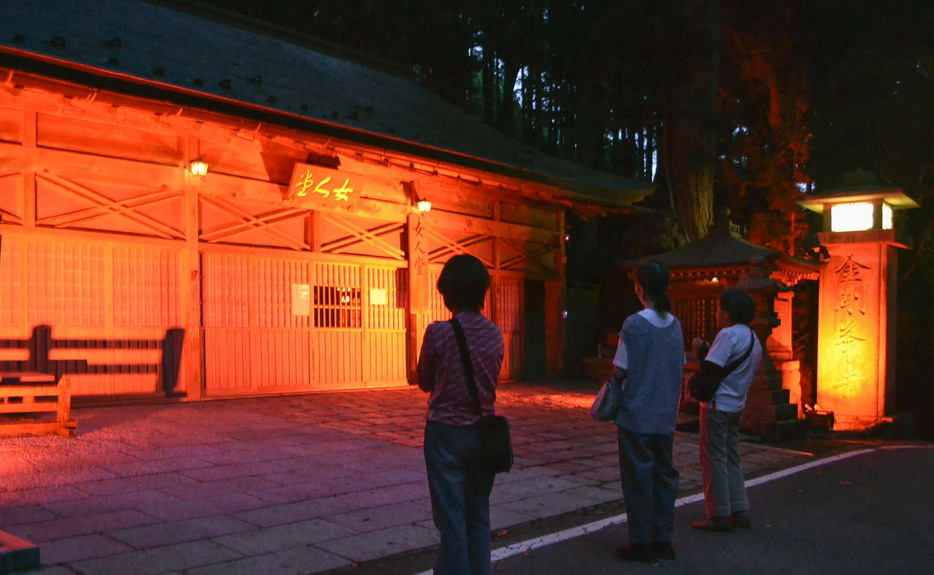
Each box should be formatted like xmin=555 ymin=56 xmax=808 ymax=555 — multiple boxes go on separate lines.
xmin=632 ymin=208 xmax=821 ymax=436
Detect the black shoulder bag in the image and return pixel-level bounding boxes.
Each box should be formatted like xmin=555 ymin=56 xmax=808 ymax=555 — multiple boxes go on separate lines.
xmin=449 ymin=318 xmax=513 ymax=475
xmin=688 ymin=326 xmax=755 ymax=403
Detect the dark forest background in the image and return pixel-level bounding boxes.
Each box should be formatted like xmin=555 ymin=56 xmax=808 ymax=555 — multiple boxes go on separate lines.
xmin=181 ymin=0 xmax=934 ymax=435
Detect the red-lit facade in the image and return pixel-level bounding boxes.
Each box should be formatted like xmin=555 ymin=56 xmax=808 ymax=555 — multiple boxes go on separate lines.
xmin=0 ymin=66 xmax=651 ymax=403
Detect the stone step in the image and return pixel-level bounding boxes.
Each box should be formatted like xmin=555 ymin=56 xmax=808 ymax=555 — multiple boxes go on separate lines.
xmin=773 ymin=403 xmax=798 ymax=422
xmin=748 ymin=387 xmax=790 ymax=405
xmin=759 ymin=373 xmax=785 ymax=390
xmin=741 ymin=402 xmax=801 ymax=435
xmin=771 ymin=418 xmax=809 ymax=440
xmin=0 ymin=530 xmax=39 ymax=572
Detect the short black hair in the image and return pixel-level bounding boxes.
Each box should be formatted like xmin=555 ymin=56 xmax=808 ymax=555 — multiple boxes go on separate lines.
xmin=437 ymin=254 xmax=490 ymax=312
xmin=719 ymin=288 xmax=755 ymax=325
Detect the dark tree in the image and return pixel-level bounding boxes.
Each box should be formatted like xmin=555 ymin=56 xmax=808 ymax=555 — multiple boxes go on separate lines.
xmin=717 ymin=0 xmax=810 ymax=256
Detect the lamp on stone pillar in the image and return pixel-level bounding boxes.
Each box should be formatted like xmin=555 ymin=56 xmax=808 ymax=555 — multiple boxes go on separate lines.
xmin=797 ymin=171 xmax=919 ymax=430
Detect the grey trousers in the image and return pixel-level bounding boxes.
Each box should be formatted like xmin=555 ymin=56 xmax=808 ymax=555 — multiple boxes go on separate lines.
xmin=699 ymin=404 xmax=749 ymax=517
xmin=617 ymin=426 xmax=679 ymax=545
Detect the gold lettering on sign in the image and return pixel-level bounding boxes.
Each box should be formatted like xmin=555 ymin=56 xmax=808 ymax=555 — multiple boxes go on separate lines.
xmin=292 ymin=170 xmax=355 ymax=202
xmin=333 ymin=179 xmax=353 ymax=201
xmin=312 ymin=176 xmax=332 ymax=198
xmin=408 ymin=212 xmax=431 ymax=315
xmin=413 ymin=217 xmax=427 ymax=276
xmin=833 ymin=255 xmax=870 ymax=398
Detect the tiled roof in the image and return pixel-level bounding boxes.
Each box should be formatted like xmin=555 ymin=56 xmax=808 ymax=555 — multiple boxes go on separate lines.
xmin=623 ymin=222 xmax=779 ymax=270
xmin=648 ymin=232 xmax=778 ymax=269
xmin=0 ymin=0 xmax=655 ymax=208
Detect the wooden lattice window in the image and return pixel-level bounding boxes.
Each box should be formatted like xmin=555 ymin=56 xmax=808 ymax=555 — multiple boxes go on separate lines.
xmin=673 ymin=297 xmax=719 ymax=349
xmin=313 ymin=286 xmax=361 ymax=328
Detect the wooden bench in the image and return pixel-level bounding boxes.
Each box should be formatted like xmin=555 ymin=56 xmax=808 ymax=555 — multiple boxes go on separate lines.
xmin=0 ymin=372 xmax=76 ymax=438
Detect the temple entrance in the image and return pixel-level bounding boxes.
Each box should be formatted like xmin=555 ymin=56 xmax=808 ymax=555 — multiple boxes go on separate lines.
xmin=524 ymin=279 xmax=547 ymax=379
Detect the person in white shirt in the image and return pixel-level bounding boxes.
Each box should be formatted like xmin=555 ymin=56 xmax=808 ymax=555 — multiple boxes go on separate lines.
xmin=691 ymin=288 xmax=762 ymax=531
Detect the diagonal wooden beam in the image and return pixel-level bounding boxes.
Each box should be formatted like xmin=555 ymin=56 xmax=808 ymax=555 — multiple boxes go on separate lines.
xmin=422 ymin=227 xmax=494 ymax=268
xmin=319 ymin=214 xmax=406 ymax=261
xmin=499 ymin=237 xmax=556 ymax=273
xmin=40 ymin=188 xmax=182 ymax=228
xmin=199 ymin=196 xmax=309 ymax=250
xmin=319 ymin=221 xmax=403 ymax=252
xmin=0 ymin=209 xmax=23 ymax=225
xmin=37 ymin=174 xmax=184 ymax=239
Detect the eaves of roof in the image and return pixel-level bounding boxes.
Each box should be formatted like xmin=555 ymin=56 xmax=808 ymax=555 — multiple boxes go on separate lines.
xmin=621 ymin=232 xmax=780 ymax=270
xmin=0 ymin=0 xmax=655 ymax=211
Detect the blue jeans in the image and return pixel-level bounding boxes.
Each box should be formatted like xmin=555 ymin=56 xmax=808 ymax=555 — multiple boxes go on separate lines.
xmin=424 ymin=421 xmax=495 ymax=575
xmin=617 ymin=427 xmax=679 ymax=545
xmin=699 ymin=405 xmax=748 ymax=517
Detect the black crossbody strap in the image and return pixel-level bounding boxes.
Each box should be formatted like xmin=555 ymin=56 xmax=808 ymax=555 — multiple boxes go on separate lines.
xmin=722 ymin=326 xmax=755 ymax=378
xmin=449 ymin=318 xmax=482 ymax=415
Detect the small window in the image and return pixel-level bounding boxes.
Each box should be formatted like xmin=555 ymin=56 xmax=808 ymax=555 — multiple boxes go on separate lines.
xmin=314 ymin=286 xmax=361 ymax=328
xmin=674 ymin=297 xmax=718 ymax=349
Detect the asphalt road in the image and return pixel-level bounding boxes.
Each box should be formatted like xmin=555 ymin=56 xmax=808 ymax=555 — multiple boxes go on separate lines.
xmin=493 ymin=445 xmax=934 ymax=575
xmin=338 ymin=444 xmax=934 ymax=575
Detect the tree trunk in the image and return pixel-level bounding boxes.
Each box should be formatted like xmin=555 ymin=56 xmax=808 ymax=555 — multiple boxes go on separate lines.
xmin=482 ymin=50 xmax=495 ymax=126
xmin=663 ymin=0 xmax=721 ymax=242
xmin=499 ymin=61 xmax=521 ymax=137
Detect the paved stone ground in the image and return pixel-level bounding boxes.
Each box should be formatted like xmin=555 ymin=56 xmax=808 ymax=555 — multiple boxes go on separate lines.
xmin=0 ymin=380 xmax=821 ymax=575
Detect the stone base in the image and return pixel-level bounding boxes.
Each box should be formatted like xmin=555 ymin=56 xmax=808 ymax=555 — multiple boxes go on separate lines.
xmin=0 ymin=530 xmax=39 ymax=572
xmin=832 ymin=413 xmax=915 ymax=438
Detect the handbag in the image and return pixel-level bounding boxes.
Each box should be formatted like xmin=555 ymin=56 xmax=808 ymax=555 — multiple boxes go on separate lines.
xmin=590 ymin=378 xmax=622 ymax=421
xmin=688 ymin=326 xmax=755 ymax=403
xmin=449 ymin=318 xmax=513 ymax=475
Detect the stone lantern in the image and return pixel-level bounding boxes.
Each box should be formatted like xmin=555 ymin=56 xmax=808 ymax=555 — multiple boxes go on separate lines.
xmin=797 ymin=171 xmax=919 ymax=430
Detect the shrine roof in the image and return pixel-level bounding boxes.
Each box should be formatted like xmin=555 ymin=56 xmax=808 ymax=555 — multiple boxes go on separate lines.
xmin=631 ymin=229 xmax=780 ymax=271
xmin=0 ymin=0 xmax=654 ymax=210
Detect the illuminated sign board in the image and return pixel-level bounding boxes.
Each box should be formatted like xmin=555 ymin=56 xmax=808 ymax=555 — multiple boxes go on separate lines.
xmin=287 ymin=163 xmax=361 ymax=207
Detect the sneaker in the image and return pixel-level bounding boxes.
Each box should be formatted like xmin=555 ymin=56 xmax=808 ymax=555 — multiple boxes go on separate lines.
xmin=731 ymin=512 xmax=752 ymax=529
xmin=615 ymin=543 xmax=659 ymax=564
xmin=653 ymin=541 xmax=676 ymax=560
xmin=692 ymin=515 xmax=733 ymax=532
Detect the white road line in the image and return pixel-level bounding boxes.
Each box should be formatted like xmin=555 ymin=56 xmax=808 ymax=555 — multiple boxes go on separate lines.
xmin=413 ymin=445 xmax=933 ymax=575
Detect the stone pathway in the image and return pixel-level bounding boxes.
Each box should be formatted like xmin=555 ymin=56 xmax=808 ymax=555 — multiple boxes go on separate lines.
xmin=0 ymin=382 xmax=819 ymax=574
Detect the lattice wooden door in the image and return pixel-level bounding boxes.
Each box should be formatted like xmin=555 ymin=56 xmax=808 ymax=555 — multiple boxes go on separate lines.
xmin=201 ymin=251 xmax=315 ymax=395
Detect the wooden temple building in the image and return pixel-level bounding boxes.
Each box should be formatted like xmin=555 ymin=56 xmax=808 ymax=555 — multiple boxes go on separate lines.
xmin=0 ymin=0 xmax=654 ymax=403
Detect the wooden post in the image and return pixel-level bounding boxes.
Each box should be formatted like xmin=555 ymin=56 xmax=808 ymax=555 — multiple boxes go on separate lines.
xmin=181 ymin=137 xmax=203 ymax=400
xmin=56 ymin=376 xmax=71 ymax=426
xmin=23 ymin=108 xmax=37 ymax=227
xmin=407 ymin=212 xmax=430 ymax=384
xmin=545 ymin=210 xmax=568 ymax=376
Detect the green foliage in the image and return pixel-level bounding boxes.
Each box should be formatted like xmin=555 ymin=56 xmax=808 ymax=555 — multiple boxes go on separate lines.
xmin=717 ymin=0 xmax=810 ymax=256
